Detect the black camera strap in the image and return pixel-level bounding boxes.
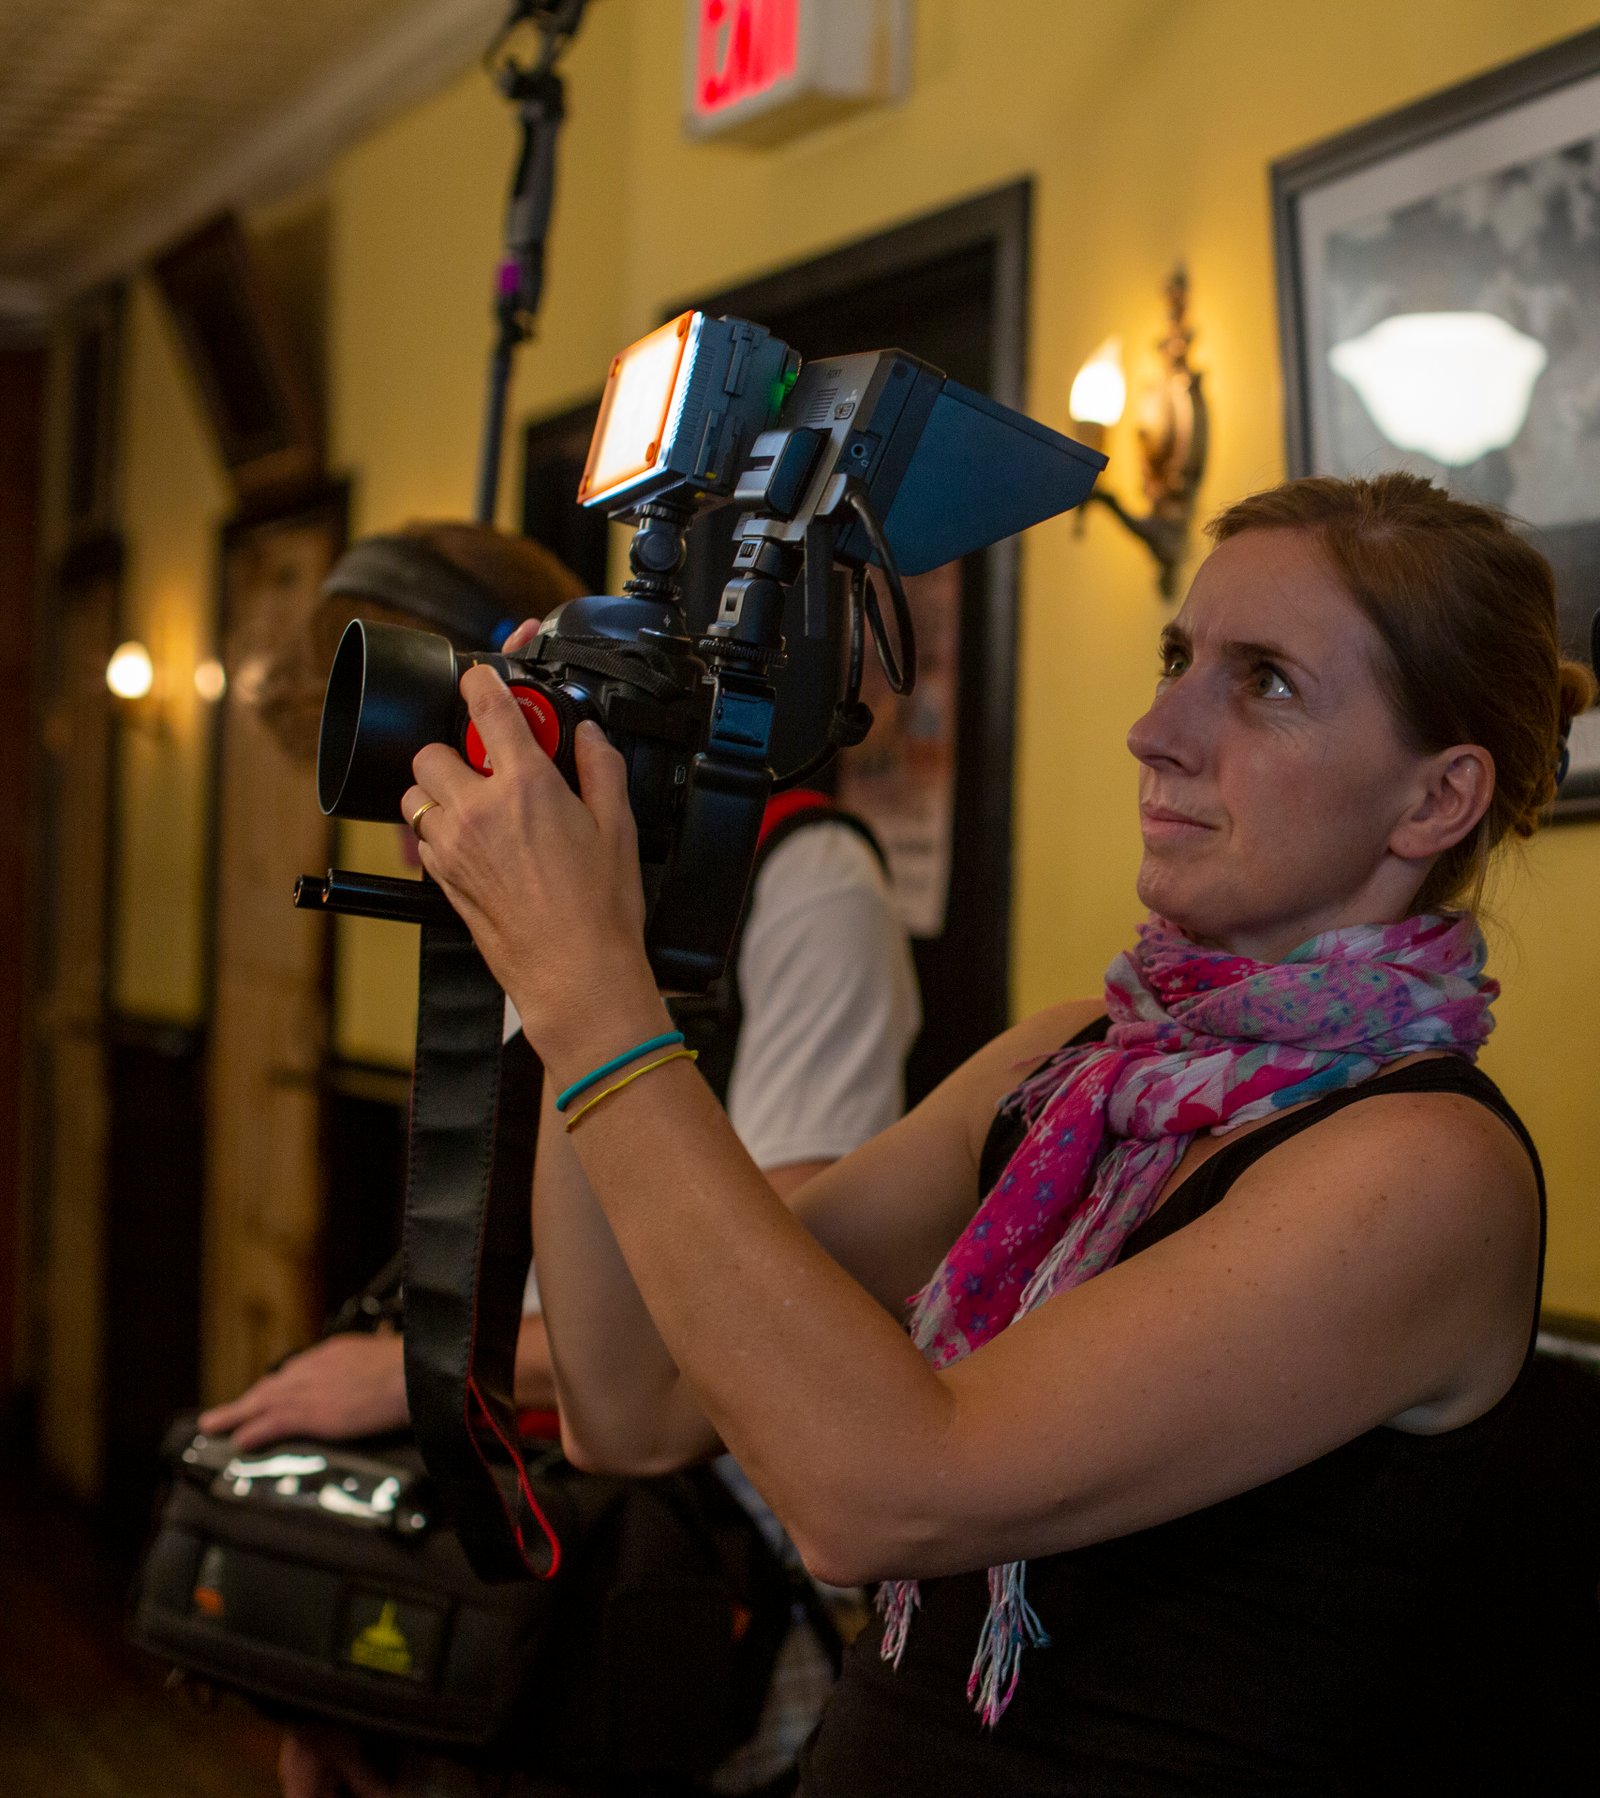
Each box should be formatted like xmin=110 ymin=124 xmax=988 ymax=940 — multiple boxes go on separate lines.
xmin=402 ymin=909 xmax=560 ymax=1583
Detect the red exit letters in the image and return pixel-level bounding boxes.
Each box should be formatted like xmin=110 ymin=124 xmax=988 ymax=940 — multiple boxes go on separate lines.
xmin=693 ymin=0 xmax=801 ymax=119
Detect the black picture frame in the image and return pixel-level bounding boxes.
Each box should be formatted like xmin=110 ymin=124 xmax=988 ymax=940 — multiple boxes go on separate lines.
xmin=521 ymin=398 xmax=611 ymax=595
xmin=1271 ymin=25 xmax=1600 ymax=818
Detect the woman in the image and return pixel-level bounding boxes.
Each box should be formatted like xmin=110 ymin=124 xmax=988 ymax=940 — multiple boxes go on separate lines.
xmin=401 ymin=474 xmax=1595 ymax=1792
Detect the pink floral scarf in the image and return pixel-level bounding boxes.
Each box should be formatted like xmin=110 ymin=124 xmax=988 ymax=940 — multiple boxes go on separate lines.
xmin=878 ymin=912 xmax=1498 ymax=1724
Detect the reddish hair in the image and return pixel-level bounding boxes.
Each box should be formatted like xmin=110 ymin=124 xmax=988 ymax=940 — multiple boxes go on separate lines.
xmin=1206 ymin=473 xmax=1595 ymax=913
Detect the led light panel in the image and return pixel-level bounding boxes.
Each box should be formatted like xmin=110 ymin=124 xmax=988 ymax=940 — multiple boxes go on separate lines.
xmin=578 ymin=312 xmax=701 ymax=507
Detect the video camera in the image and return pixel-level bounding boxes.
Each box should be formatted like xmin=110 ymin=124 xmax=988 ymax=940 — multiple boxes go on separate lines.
xmin=292 ymin=314 xmax=1106 ymax=1583
xmin=303 ymin=310 xmax=1106 ymax=991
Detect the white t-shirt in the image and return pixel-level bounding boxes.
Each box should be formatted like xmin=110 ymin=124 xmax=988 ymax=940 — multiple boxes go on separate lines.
xmin=726 ymin=819 xmax=922 ymax=1171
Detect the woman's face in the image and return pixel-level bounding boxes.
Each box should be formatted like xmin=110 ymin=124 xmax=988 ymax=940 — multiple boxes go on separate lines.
xmin=1126 ymin=527 xmax=1439 ymax=961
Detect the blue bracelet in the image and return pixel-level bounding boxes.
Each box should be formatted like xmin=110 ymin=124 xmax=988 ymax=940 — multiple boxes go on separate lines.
xmin=554 ymin=1031 xmax=686 ymax=1112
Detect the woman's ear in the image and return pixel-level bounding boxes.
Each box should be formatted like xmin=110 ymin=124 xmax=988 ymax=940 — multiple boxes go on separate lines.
xmin=1391 ymin=745 xmax=1495 ymax=862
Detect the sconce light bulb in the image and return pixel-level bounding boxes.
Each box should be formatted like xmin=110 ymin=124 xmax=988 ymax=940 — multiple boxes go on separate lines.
xmin=1069 ymin=336 xmax=1127 ymax=428
xmin=193 ymin=658 xmax=228 ymax=703
xmin=107 ymin=641 xmax=155 ymax=700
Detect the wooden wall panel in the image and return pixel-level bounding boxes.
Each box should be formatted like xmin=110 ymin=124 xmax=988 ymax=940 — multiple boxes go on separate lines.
xmin=0 ymin=345 xmax=44 ymax=1414
xmin=202 ymin=496 xmax=341 ymax=1404
xmin=34 ymin=546 xmax=118 ymax=1495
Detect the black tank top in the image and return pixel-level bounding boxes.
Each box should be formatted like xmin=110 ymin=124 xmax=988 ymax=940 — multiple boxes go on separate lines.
xmin=801 ymin=1019 xmax=1592 ymax=1795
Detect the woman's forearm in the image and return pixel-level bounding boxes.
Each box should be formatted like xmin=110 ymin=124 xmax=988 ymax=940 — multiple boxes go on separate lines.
xmin=402 ymin=691 xmax=953 ymax=1548
xmin=531 ymin=1066 xmax=722 ymax=1471
xmin=560 ymin=1055 xmax=955 ymax=1582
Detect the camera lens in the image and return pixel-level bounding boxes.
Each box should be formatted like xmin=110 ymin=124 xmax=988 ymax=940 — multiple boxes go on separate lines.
xmin=317 ymin=620 xmax=462 ymax=820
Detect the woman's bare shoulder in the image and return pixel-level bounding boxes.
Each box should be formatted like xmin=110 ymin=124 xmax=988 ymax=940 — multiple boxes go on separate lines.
xmin=928 ymin=996 xmax=1106 ymax=1159
xmin=971 ymin=996 xmax=1105 ymax=1078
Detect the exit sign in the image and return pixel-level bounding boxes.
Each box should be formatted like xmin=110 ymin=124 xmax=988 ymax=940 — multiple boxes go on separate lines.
xmin=684 ymin=0 xmax=910 ymax=145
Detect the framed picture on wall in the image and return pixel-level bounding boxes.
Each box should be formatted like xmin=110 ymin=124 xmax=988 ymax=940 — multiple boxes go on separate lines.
xmin=1272 ymin=24 xmax=1600 ymax=817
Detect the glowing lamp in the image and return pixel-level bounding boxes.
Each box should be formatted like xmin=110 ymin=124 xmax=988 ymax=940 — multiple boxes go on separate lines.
xmin=106 ymin=641 xmax=155 ymax=700
xmin=193 ymin=658 xmax=228 ymax=702
xmin=1328 ymin=311 xmax=1548 ymax=467
xmin=1070 ymin=271 xmax=1209 ymax=599
xmin=1069 ymin=338 xmax=1127 ymax=429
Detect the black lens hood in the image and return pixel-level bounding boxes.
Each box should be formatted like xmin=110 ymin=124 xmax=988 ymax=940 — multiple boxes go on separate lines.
xmin=318 ymin=620 xmax=461 ymax=820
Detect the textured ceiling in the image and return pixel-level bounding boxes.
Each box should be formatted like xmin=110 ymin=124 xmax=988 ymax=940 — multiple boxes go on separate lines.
xmin=0 ymin=0 xmax=505 ymax=326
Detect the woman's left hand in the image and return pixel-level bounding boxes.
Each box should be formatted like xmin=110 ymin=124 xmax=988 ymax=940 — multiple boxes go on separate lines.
xmin=400 ymin=665 xmax=668 ymax=1079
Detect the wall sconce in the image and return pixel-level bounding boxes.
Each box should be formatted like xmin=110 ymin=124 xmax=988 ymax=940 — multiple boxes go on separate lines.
xmin=106 ymin=638 xmax=169 ymax=737
xmin=106 ymin=640 xmax=155 ymax=702
xmin=1069 ymin=268 xmax=1209 ymax=599
xmin=105 ymin=640 xmax=228 ymax=731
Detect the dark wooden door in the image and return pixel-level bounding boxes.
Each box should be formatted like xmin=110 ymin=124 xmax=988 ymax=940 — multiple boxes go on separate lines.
xmin=679 ymin=186 xmax=1030 ymax=1101
xmin=34 ymin=540 xmax=120 ymax=1497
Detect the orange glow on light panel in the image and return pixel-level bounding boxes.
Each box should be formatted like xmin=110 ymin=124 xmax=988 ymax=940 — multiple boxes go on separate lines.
xmin=579 ymin=313 xmax=697 ymax=506
xmin=693 ymin=0 xmax=800 ymax=119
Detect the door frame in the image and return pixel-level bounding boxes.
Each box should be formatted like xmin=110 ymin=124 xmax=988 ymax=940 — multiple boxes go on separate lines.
xmin=673 ymin=180 xmax=1033 ymax=1088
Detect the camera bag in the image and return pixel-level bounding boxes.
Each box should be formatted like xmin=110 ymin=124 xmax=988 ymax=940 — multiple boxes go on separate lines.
xmin=129 ymin=1420 xmax=797 ymax=1783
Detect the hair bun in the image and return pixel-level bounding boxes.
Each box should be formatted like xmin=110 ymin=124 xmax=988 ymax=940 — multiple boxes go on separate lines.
xmin=1518 ymin=657 xmax=1600 ymax=834
xmin=1557 ymin=657 xmax=1597 ymax=734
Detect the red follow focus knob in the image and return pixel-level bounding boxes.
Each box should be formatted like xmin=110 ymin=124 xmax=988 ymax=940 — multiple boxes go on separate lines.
xmin=465 ymin=684 xmax=565 ymax=774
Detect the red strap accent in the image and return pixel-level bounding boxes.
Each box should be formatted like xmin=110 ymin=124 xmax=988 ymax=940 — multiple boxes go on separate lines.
xmin=516 ymin=1407 xmax=562 ymax=1441
xmin=757 ymin=788 xmax=834 ymax=849
xmin=466 ymin=1375 xmax=562 ymax=1579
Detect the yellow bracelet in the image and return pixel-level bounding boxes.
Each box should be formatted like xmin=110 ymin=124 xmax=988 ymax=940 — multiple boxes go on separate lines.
xmin=562 ymin=1047 xmax=698 ymax=1133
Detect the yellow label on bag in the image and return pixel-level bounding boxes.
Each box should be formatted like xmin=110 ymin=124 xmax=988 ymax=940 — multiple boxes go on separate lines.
xmin=349 ymin=1600 xmax=412 ymax=1676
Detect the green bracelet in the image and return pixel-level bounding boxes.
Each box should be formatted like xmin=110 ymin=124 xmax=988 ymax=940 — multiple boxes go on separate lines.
xmin=554 ymin=1030 xmax=685 ymax=1112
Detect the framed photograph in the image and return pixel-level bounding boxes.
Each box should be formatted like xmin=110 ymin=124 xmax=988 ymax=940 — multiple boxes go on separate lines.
xmin=1272 ymin=25 xmax=1600 ymax=816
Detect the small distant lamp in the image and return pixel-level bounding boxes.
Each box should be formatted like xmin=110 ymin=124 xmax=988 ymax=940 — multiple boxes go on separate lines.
xmin=1328 ymin=311 xmax=1547 ymax=466
xmin=106 ymin=640 xmax=155 ymax=701
xmin=1069 ymin=269 xmax=1209 ymax=599
xmin=193 ymin=657 xmax=228 ymax=703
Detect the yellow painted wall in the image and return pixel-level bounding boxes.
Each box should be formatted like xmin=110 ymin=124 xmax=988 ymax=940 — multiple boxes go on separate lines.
xmin=113 ymin=0 xmax=1600 ymax=1308
xmin=111 ymin=278 xmax=229 ymax=1023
